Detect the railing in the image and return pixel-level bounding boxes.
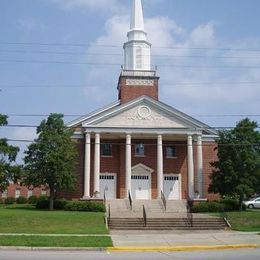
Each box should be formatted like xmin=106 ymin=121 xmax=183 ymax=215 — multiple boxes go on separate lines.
xmin=186 ymin=197 xmax=193 ymax=227
xmin=143 ymin=205 xmax=147 ymax=227
xmin=103 ymin=190 xmax=106 ymax=205
xmin=161 ymin=190 xmax=167 ymax=211
xmin=128 ymin=190 xmax=133 ymax=210
xmin=108 ymin=204 xmax=111 ymax=225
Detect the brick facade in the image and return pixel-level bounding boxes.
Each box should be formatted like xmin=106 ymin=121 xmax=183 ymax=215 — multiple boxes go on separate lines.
xmin=118 ymin=75 xmax=159 ymax=104
xmin=57 ymin=139 xmax=218 ymax=200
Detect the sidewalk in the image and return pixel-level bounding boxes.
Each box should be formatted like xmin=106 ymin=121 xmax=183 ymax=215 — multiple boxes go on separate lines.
xmin=110 ymin=230 xmax=260 ymax=247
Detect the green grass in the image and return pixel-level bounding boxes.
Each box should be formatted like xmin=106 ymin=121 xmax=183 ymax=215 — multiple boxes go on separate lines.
xmin=0 ymin=235 xmax=113 ymax=247
xmin=214 ymin=209 xmax=260 ymax=232
xmin=0 ymin=204 xmax=108 ymax=234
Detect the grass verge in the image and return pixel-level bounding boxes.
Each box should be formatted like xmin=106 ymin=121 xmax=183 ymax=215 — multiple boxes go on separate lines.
xmin=0 ymin=235 xmax=113 ymax=247
xmin=213 ymin=209 xmax=260 ymax=232
xmin=0 ymin=204 xmax=108 ymax=234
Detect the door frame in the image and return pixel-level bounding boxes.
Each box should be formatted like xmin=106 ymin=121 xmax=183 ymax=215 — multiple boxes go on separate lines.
xmin=100 ymin=172 xmax=117 ymax=199
xmin=163 ymin=173 xmax=182 ymax=200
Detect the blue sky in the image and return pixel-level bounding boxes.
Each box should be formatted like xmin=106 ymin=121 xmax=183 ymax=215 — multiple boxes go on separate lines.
xmin=0 ymin=0 xmax=260 ymax=161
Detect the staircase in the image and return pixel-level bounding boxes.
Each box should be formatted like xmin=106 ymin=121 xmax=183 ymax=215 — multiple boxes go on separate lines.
xmin=106 ymin=199 xmax=228 ymax=230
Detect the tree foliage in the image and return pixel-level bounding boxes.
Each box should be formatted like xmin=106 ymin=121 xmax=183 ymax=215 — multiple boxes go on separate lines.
xmin=209 ymin=118 xmax=260 ymax=208
xmin=0 ymin=114 xmax=20 ymax=192
xmin=23 ymin=114 xmax=77 ymax=210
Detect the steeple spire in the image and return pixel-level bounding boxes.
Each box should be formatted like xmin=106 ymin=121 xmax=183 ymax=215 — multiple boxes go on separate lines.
xmin=130 ymin=0 xmax=145 ymax=31
xmin=123 ymin=0 xmax=151 ymax=71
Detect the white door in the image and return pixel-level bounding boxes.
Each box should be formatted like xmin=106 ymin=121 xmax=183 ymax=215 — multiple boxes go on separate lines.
xmin=131 ymin=175 xmax=151 ymax=200
xmin=100 ymin=174 xmax=116 ymax=199
xmin=163 ymin=174 xmax=181 ymax=200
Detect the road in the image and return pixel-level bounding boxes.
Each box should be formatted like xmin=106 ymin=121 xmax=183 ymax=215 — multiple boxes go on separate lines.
xmin=1 ymin=249 xmax=260 ymax=260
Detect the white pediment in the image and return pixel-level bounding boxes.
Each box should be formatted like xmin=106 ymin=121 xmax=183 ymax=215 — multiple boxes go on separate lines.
xmin=132 ymin=163 xmax=154 ymax=174
xmin=89 ymin=103 xmax=188 ymax=128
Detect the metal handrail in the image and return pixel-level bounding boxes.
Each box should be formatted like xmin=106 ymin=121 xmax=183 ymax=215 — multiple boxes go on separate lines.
xmin=103 ymin=190 xmax=106 ymax=205
xmin=108 ymin=204 xmax=111 ymax=225
xmin=161 ymin=190 xmax=167 ymax=211
xmin=128 ymin=190 xmax=132 ymax=210
xmin=186 ymin=195 xmax=193 ymax=227
xmin=143 ymin=205 xmax=147 ymax=227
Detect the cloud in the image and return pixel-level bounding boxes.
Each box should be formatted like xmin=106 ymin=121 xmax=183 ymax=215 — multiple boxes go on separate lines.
xmin=52 ymin=0 xmax=125 ymax=13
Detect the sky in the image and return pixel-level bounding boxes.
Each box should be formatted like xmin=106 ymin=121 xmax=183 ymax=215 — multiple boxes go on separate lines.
xmin=0 ymin=0 xmax=260 ymax=161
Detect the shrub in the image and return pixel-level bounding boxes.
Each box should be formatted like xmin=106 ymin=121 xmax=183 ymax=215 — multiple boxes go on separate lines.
xmin=54 ymin=199 xmax=69 ymax=210
xmin=0 ymin=198 xmax=4 ymax=204
xmin=28 ymin=195 xmax=38 ymax=204
xmin=192 ymin=202 xmax=225 ymax=213
xmin=37 ymin=195 xmax=48 ymax=201
xmin=220 ymin=198 xmax=246 ymax=211
xmin=36 ymin=199 xmax=49 ymax=209
xmin=4 ymin=197 xmax=15 ymax=205
xmin=64 ymin=201 xmax=106 ymax=212
xmin=16 ymin=196 xmax=28 ymax=204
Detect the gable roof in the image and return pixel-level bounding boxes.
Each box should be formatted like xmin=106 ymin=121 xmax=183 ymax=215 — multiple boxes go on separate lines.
xmin=68 ymin=96 xmax=217 ymax=135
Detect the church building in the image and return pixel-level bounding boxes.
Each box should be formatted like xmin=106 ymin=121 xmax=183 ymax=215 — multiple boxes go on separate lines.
xmin=59 ymin=0 xmax=218 ymax=202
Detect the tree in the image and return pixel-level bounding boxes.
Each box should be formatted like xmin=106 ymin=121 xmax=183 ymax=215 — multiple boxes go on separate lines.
xmin=209 ymin=118 xmax=260 ymax=209
xmin=0 ymin=114 xmax=20 ymax=192
xmin=23 ymin=114 xmax=77 ymax=210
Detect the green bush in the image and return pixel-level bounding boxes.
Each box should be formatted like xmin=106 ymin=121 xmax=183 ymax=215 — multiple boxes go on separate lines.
xmin=16 ymin=196 xmax=28 ymax=204
xmin=0 ymin=198 xmax=4 ymax=204
xmin=37 ymin=195 xmax=48 ymax=201
xmin=64 ymin=201 xmax=106 ymax=212
xmin=4 ymin=197 xmax=16 ymax=205
xmin=36 ymin=199 xmax=49 ymax=209
xmin=54 ymin=199 xmax=69 ymax=210
xmin=28 ymin=195 xmax=38 ymax=204
xmin=192 ymin=202 xmax=225 ymax=213
xmin=220 ymin=198 xmax=246 ymax=211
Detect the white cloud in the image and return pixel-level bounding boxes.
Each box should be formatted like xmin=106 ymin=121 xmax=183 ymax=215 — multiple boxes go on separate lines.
xmin=52 ymin=0 xmax=125 ymax=13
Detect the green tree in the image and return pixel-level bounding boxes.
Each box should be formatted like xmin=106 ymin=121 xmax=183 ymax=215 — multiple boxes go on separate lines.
xmin=0 ymin=114 xmax=20 ymax=192
xmin=23 ymin=114 xmax=77 ymax=210
xmin=209 ymin=118 xmax=260 ymax=209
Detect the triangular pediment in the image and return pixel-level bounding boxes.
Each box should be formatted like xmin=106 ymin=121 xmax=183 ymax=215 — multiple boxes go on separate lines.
xmin=132 ymin=163 xmax=154 ymax=174
xmin=69 ymin=96 xmax=217 ymax=135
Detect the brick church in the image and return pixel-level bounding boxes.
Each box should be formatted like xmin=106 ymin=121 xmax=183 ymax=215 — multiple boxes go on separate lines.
xmin=59 ymin=0 xmax=218 ymax=201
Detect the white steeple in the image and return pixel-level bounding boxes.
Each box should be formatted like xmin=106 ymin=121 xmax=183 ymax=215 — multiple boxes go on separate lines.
xmin=124 ymin=0 xmax=151 ymax=71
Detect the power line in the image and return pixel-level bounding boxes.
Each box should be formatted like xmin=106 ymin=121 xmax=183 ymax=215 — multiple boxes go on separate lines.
xmin=0 ymin=81 xmax=260 ymax=89
xmin=1 ymin=42 xmax=260 ymax=52
xmin=1 ymin=59 xmax=260 ymax=69
xmin=1 ymin=49 xmax=260 ymax=60
xmin=3 ymin=113 xmax=260 ymax=118
xmin=5 ymin=138 xmax=260 ymax=147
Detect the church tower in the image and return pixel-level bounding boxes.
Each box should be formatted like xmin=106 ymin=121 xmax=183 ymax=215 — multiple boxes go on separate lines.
xmin=118 ymin=0 xmax=159 ymax=104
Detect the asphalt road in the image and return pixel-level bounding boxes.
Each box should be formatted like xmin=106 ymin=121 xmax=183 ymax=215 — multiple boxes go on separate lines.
xmin=1 ymin=249 xmax=260 ymax=260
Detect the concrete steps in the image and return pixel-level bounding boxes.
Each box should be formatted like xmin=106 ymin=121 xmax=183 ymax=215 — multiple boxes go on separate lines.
xmin=109 ymin=217 xmax=227 ymax=230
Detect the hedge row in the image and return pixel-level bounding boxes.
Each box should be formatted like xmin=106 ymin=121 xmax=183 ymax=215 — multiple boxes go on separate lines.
xmin=36 ymin=199 xmax=106 ymax=212
xmin=0 ymin=195 xmax=48 ymax=205
xmin=192 ymin=199 xmax=246 ymax=213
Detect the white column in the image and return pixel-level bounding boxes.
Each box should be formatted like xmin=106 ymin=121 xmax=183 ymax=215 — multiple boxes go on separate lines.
xmin=125 ymin=134 xmax=132 ymax=198
xmin=157 ymin=134 xmax=163 ymax=198
xmin=187 ymin=135 xmax=194 ymax=199
xmin=94 ymin=133 xmax=100 ymax=198
xmin=83 ymin=133 xmax=91 ymax=199
xmin=197 ymin=135 xmax=203 ymax=198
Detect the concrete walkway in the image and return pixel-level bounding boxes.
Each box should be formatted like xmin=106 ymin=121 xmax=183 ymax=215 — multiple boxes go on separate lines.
xmin=110 ymin=230 xmax=260 ymax=247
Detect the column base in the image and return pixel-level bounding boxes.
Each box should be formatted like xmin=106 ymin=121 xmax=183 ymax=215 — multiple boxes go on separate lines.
xmin=80 ymin=196 xmax=91 ymax=201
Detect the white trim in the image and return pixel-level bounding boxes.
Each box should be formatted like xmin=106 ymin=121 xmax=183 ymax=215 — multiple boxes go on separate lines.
xmin=163 ymin=173 xmax=182 ymax=200
xmin=132 ymin=163 xmax=154 ymax=174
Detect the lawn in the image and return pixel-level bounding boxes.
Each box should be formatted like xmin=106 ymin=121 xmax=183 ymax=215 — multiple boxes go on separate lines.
xmin=0 ymin=204 xmax=108 ymax=234
xmin=0 ymin=235 xmax=112 ymax=247
xmin=216 ymin=209 xmax=260 ymax=232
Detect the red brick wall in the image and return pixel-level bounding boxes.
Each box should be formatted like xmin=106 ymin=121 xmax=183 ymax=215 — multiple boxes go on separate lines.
xmin=57 ymin=138 xmax=218 ymax=201
xmin=118 ymin=77 xmax=159 ymax=104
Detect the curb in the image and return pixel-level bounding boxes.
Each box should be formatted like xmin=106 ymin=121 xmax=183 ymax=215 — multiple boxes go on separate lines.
xmin=107 ymin=244 xmax=259 ymax=252
xmin=0 ymin=246 xmax=106 ymax=251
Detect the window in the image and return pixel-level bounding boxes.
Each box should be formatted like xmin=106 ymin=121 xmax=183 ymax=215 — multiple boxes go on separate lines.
xmin=135 ymin=143 xmax=145 ymax=156
xmin=41 ymin=189 xmax=47 ymax=196
xmin=15 ymin=189 xmax=21 ymax=198
xmin=166 ymin=146 xmax=177 ymax=158
xmin=28 ymin=189 xmax=33 ymax=198
xmin=101 ymin=143 xmax=112 ymax=156
xmin=1 ymin=190 xmax=7 ymax=198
